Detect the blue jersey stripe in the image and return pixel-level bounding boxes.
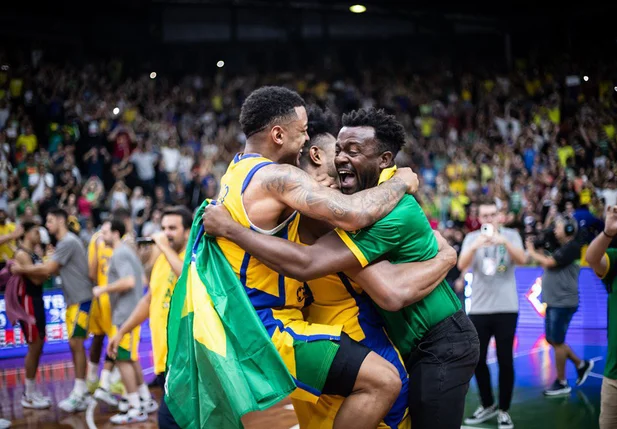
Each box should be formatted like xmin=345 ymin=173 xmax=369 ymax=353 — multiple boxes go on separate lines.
xmin=293 ymin=378 xmax=322 ymax=397
xmin=241 ymin=161 xmax=275 ymax=194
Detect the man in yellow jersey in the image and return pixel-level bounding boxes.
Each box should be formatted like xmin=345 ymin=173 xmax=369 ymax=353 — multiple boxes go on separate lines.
xmin=186 ymin=86 xmax=418 ymax=429
xmin=271 ymin=106 xmax=458 ymax=429
xmin=107 ymin=206 xmax=190 ymax=414
xmin=87 ymin=221 xmax=116 ymax=397
xmin=202 ymin=107 xmax=480 ymax=429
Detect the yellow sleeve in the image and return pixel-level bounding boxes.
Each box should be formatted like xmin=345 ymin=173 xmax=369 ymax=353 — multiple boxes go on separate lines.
xmin=600 ymin=252 xmax=611 ymax=280
xmin=88 ymin=232 xmax=100 ymax=266
xmin=334 ymin=228 xmax=369 ymax=268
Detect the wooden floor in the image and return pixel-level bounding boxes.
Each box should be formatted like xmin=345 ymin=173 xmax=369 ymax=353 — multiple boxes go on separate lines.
xmin=1 ymin=382 xmax=299 ymax=429
xmin=0 ymin=327 xmax=608 ymax=428
xmin=0 ymin=359 xmax=299 ymax=429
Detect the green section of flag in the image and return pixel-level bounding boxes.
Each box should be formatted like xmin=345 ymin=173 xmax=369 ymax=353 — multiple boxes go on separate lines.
xmin=165 ymin=200 xmax=296 ymax=429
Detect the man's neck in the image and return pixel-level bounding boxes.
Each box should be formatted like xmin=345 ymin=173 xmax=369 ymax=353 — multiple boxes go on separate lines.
xmin=244 ymin=141 xmax=281 ymax=163
xmin=174 ymin=242 xmax=186 ymax=254
xmin=56 ymin=227 xmax=68 ymax=241
xmin=112 ymin=239 xmax=122 ymax=250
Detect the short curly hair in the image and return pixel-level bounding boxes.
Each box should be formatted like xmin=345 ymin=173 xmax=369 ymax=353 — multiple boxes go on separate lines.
xmin=299 ymin=105 xmax=338 ymax=166
xmin=341 ymin=108 xmax=406 ymax=157
xmin=239 ymin=86 xmax=306 ymax=137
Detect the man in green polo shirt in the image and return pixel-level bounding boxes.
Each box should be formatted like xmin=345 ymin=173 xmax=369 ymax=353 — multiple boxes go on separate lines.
xmin=202 ymin=107 xmax=480 ymax=429
xmin=584 ymin=204 xmax=617 ymax=429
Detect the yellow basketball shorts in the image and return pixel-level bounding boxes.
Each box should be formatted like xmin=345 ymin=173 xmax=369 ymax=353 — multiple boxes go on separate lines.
xmin=65 ymin=300 xmax=93 ymax=339
xmin=110 ymin=325 xmax=140 ymax=362
xmin=89 ymin=294 xmax=113 ymax=336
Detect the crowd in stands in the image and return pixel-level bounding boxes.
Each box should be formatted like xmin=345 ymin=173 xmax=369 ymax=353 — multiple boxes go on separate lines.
xmin=0 ymin=51 xmax=616 ymax=275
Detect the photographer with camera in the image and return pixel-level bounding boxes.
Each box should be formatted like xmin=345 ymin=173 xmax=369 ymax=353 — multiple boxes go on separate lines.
xmin=459 ymin=201 xmax=526 ymax=429
xmin=525 ymin=213 xmax=594 ymax=396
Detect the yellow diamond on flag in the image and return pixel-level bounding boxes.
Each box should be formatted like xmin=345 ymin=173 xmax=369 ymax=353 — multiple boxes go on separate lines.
xmin=188 ymin=263 xmax=227 ymax=357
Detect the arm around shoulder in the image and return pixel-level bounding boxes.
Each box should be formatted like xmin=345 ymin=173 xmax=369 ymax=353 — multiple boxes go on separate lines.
xmin=261 ymin=164 xmax=413 ymax=231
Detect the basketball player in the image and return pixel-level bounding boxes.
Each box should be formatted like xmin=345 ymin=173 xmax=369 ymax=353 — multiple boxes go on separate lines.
xmin=169 ymin=86 xmax=418 ymax=429
xmin=14 ymin=222 xmax=51 ymax=409
xmin=202 ymin=107 xmax=480 ymax=429
xmin=87 ymin=221 xmax=118 ymax=401
xmin=12 ymin=208 xmax=94 ymax=412
xmin=107 ymin=206 xmax=190 ymax=398
xmin=92 ymin=219 xmax=149 ymax=424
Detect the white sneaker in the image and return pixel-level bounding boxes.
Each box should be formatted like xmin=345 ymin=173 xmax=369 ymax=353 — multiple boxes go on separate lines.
xmin=94 ymin=387 xmax=119 ymax=407
xmin=0 ymin=418 xmax=11 ymax=429
xmin=110 ymin=408 xmax=148 ymax=425
xmin=31 ymin=391 xmax=52 ymax=402
xmin=464 ymin=404 xmax=499 ymax=424
xmin=118 ymin=398 xmax=130 ymax=413
xmin=21 ymin=392 xmax=52 ymax=409
xmin=58 ymin=392 xmax=89 ymax=413
xmin=141 ymin=397 xmax=158 ymax=414
xmin=498 ymin=410 xmax=514 ymax=429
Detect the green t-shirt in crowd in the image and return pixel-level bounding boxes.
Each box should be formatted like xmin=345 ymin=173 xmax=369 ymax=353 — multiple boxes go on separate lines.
xmin=600 ymin=249 xmax=617 ymax=380
xmin=336 ymin=194 xmax=461 ymax=358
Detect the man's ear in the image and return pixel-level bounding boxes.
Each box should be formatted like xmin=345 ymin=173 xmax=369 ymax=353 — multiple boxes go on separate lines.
xmin=270 ymin=125 xmax=284 ymax=146
xmin=309 ymin=146 xmax=322 ymax=165
xmin=379 ymin=151 xmax=394 ymax=169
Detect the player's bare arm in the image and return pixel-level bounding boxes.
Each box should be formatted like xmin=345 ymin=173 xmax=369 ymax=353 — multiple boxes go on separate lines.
xmin=14 ymin=250 xmax=46 ymax=285
xmin=11 ymin=259 xmax=60 ymax=278
xmin=257 ymin=164 xmax=418 ymax=231
xmin=203 ymin=204 xmax=452 ymax=309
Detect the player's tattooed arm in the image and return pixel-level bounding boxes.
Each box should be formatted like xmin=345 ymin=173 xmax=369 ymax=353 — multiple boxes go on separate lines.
xmin=259 ymin=164 xmax=418 ymax=231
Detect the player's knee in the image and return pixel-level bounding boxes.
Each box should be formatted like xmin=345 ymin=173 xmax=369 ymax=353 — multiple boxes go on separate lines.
xmin=380 ymin=362 xmax=402 ymax=401
xmin=357 ymin=353 xmax=401 ymax=400
xmin=69 ymin=337 xmax=84 ymax=350
xmin=31 ymin=337 xmax=44 ymax=352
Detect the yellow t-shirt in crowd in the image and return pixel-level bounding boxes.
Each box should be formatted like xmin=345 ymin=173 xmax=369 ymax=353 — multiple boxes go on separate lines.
xmin=557 ymin=146 xmax=575 ymax=167
xmin=450 ymin=194 xmax=470 ymax=222
xmin=449 ymin=179 xmax=466 ymax=195
xmin=0 ymin=223 xmax=16 ymax=262
xmin=211 ymin=95 xmax=223 ymax=113
xmin=548 ymin=107 xmax=560 ymax=125
xmin=525 ymin=79 xmax=541 ymax=96
xmin=579 ymin=188 xmax=592 ymax=206
xmin=122 ymin=107 xmax=138 ymax=123
xmin=16 ymin=134 xmax=38 ymax=154
xmin=480 ymin=164 xmax=493 ymax=184
xmin=9 ymin=79 xmax=23 ymax=98
xmin=420 ymin=117 xmax=436 ymax=138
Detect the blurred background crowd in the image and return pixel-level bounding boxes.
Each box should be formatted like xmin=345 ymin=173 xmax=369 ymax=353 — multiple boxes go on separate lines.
xmin=1 ymin=53 xmax=615 ymax=267
xmin=0 ymin=2 xmax=615 ymax=281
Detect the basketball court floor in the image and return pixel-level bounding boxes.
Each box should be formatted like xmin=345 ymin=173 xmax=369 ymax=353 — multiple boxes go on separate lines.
xmin=0 ymin=327 xmax=606 ymax=429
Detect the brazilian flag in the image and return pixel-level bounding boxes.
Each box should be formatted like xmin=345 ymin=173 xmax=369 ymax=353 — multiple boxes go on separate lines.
xmin=165 ymin=200 xmax=296 ymax=428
